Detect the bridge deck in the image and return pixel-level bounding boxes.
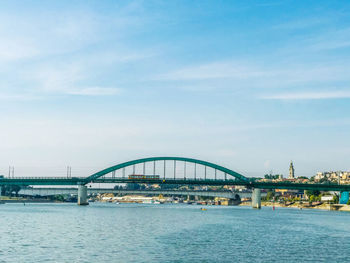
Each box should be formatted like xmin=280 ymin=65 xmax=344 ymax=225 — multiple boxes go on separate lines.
xmin=18 ymin=188 xmax=256 ymax=199
xmin=2 ymin=177 xmax=350 ymax=191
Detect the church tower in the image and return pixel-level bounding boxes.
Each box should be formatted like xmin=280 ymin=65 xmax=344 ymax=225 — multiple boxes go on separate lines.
xmin=289 ymin=161 xmax=295 ymax=179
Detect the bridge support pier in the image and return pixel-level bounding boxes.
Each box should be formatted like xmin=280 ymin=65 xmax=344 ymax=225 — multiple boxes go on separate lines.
xmin=78 ymin=185 xmax=89 ymax=206
xmin=252 ymin=188 xmax=261 ymax=209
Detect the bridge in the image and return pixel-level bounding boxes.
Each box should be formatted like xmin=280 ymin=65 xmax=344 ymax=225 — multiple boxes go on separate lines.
xmin=18 ymin=187 xmax=259 ymax=200
xmin=1 ymin=156 xmax=349 ymax=208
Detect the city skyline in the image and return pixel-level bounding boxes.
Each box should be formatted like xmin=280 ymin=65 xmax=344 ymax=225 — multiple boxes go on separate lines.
xmin=0 ymin=0 xmax=350 ymax=177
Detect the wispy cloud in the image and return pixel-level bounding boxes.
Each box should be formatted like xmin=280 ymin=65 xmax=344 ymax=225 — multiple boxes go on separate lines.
xmin=0 ymin=93 xmax=42 ymax=101
xmin=0 ymin=11 xmax=98 ymax=62
xmin=273 ymin=17 xmax=328 ymax=30
xmin=261 ymin=91 xmax=350 ymax=100
xmin=277 ymin=26 xmax=350 ymax=53
xmin=67 ymin=87 xmax=122 ymax=96
xmin=154 ymin=60 xmax=350 ymax=90
xmin=0 ymin=39 xmax=39 ymax=62
xmin=29 ymin=66 xmax=123 ymax=96
xmin=155 ymin=61 xmax=273 ymax=81
xmin=0 ymin=2 xmax=155 ymax=99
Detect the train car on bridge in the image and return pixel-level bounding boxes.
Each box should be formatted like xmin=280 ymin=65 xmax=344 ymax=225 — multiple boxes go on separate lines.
xmin=128 ymin=174 xmax=160 ymax=180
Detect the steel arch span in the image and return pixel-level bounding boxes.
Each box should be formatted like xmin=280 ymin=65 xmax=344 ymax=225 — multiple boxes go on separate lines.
xmin=84 ymin=157 xmax=249 ymax=183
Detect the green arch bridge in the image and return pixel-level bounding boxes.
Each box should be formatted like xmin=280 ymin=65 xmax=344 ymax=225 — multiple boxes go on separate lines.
xmin=1 ymin=157 xmax=349 ymax=207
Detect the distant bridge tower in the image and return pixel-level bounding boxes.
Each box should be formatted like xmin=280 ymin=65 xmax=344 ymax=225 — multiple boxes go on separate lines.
xmin=289 ymin=161 xmax=295 ymax=179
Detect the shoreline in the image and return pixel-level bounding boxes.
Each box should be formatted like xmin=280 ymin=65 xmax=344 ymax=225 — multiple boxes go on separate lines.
xmin=240 ymin=201 xmax=350 ymax=212
xmin=2 ymin=199 xmax=350 ymax=212
xmin=0 ymin=199 xmax=65 ymax=204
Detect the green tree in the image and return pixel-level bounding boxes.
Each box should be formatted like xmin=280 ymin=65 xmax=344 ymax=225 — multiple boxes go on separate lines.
xmin=126 ymin=183 xmax=141 ymax=190
xmin=264 ymin=174 xmax=281 ymax=180
xmin=306 ymin=190 xmax=320 ymax=198
xmin=51 ymin=195 xmax=65 ymax=202
xmin=2 ymin=185 xmax=21 ymax=196
xmin=316 ymin=194 xmax=322 ymax=202
xmin=265 ymin=191 xmax=274 ymax=201
xmin=309 ymin=195 xmax=315 ymax=202
xmin=332 ymin=194 xmax=339 ymax=204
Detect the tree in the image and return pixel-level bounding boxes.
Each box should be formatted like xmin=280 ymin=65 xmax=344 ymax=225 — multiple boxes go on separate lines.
xmin=264 ymin=174 xmax=280 ymax=180
xmin=52 ymin=195 xmax=65 ymax=202
xmin=309 ymin=195 xmax=315 ymax=202
xmin=265 ymin=191 xmax=274 ymax=201
xmin=332 ymin=194 xmax=339 ymax=204
xmin=306 ymin=190 xmax=320 ymax=198
xmin=319 ymin=178 xmax=329 ymax=184
xmin=126 ymin=183 xmax=141 ymax=190
xmin=11 ymin=185 xmax=21 ymax=196
xmin=1 ymin=185 xmax=21 ymax=196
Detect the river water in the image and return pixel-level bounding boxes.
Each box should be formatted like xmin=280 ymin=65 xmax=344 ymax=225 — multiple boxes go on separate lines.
xmin=0 ymin=203 xmax=350 ymax=262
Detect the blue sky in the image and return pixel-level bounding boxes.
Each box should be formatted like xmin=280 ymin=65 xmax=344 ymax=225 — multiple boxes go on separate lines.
xmin=0 ymin=0 xmax=350 ymax=177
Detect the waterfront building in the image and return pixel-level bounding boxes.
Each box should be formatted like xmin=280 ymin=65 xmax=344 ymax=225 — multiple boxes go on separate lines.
xmin=340 ymin=172 xmax=350 ymax=184
xmin=314 ymin=171 xmax=350 ymax=184
xmin=289 ymin=161 xmax=295 ymax=179
xmin=275 ymin=189 xmax=303 ymax=199
xmin=234 ymin=185 xmax=247 ymax=191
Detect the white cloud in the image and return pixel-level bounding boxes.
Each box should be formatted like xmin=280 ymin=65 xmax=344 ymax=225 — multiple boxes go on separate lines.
xmin=275 ymin=26 xmax=350 ymax=53
xmin=67 ymin=87 xmax=122 ymax=96
xmin=0 ymin=12 xmax=99 ymax=63
xmin=0 ymin=40 xmax=39 ymax=62
xmin=20 ymin=60 xmax=125 ymax=97
xmin=261 ymin=90 xmax=350 ymax=100
xmin=156 ymin=61 xmax=270 ymax=81
xmin=0 ymin=93 xmax=42 ymax=101
xmin=153 ymin=60 xmax=350 ymax=95
xmin=0 ymin=9 xmax=155 ymax=98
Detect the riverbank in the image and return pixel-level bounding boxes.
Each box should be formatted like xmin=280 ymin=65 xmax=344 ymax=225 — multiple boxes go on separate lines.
xmin=240 ymin=201 xmax=350 ymax=212
xmin=0 ymin=197 xmax=64 ymax=204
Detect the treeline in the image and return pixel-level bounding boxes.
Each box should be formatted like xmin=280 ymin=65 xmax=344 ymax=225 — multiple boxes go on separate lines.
xmin=1 ymin=185 xmax=21 ymax=196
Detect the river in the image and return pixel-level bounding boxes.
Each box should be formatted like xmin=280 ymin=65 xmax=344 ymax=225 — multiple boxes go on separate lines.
xmin=1 ymin=203 xmax=350 ymax=262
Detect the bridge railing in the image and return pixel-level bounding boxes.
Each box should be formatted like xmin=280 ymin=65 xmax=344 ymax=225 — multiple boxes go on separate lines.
xmin=92 ymin=178 xmax=240 ymax=182
xmin=0 ymin=177 xmax=86 ymax=180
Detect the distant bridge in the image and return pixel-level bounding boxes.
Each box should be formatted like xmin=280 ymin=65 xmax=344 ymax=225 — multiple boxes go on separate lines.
xmin=18 ymin=187 xmax=260 ymax=199
xmin=1 ymin=156 xmax=350 ymax=207
xmin=3 ymin=177 xmax=350 ymax=191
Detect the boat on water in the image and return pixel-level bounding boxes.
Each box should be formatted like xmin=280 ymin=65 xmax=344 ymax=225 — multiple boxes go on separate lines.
xmin=142 ymin=200 xmax=160 ymax=204
xmin=200 ymin=208 xmax=207 ymax=211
